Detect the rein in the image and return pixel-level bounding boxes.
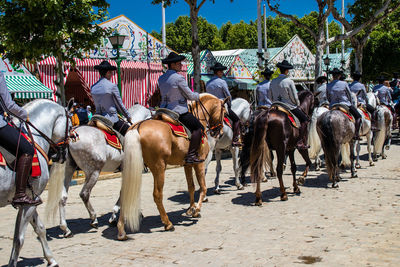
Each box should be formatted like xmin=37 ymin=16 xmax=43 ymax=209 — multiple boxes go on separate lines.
xmin=191 ymin=99 xmax=224 ymax=136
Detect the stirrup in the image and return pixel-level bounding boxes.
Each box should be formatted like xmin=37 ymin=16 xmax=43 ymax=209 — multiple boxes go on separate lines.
xmin=12 ymin=194 xmax=42 ymax=208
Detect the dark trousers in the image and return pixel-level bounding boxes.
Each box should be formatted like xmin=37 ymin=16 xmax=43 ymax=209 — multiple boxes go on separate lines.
xmin=227 ymin=107 xmax=240 ymax=123
xmin=366 ymin=103 xmax=375 ymax=114
xmin=0 ymin=124 xmax=34 ymax=159
xmin=290 ymin=107 xmax=309 ymax=123
xmin=178 ymin=112 xmax=204 ymax=132
xmin=113 ymin=120 xmax=131 ymax=136
xmin=349 ymin=105 xmax=362 ymax=120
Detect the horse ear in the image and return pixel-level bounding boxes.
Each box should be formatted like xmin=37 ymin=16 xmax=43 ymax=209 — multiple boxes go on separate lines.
xmin=66 ymin=98 xmax=74 ymax=111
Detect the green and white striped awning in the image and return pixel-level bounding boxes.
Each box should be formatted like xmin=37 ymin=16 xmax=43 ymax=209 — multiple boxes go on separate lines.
xmin=4 ymin=75 xmax=53 ymax=99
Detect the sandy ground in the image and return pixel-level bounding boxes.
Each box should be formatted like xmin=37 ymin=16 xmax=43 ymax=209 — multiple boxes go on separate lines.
xmin=1 ymin=135 xmax=400 ymax=266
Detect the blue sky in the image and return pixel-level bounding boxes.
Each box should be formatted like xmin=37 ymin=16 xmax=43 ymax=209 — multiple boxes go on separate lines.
xmin=107 ymin=0 xmax=355 ymax=33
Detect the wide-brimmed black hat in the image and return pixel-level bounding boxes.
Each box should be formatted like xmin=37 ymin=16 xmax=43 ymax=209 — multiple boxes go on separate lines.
xmin=210 ymin=62 xmax=227 ymax=71
xmin=316 ymin=76 xmax=328 ymax=84
xmin=329 ymin=68 xmax=342 ymax=75
xmin=261 ymin=67 xmax=274 ymax=76
xmin=376 ymin=75 xmax=387 ymax=82
xmin=161 ymin=52 xmax=186 ymax=64
xmin=94 ymin=61 xmax=117 ymax=71
xmin=352 ymin=71 xmax=362 ymax=79
xmin=276 ymin=60 xmax=293 ymax=70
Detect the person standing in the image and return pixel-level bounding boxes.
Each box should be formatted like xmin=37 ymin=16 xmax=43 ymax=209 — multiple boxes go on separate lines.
xmin=268 ymin=60 xmax=310 ymax=149
xmin=86 ymin=105 xmax=93 ymax=121
xmin=206 ymin=62 xmax=241 ymax=146
xmin=256 ymin=67 xmax=274 ymax=108
xmin=0 ymin=72 xmax=41 ymax=206
xmin=327 ymin=68 xmax=362 ymax=140
xmin=158 ymin=52 xmax=204 ymax=164
xmin=91 ymin=61 xmax=132 ymax=135
xmin=76 ymin=103 xmax=89 ymax=125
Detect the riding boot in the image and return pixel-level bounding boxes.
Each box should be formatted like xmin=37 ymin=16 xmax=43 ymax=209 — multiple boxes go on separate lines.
xmin=12 ymin=154 xmax=42 ymax=207
xmin=296 ymin=121 xmax=310 ymax=150
xmin=232 ymin=121 xmax=242 ymax=147
xmin=370 ymin=110 xmax=379 ymax=132
xmin=184 ymin=129 xmax=204 ymax=164
xmin=353 ymin=117 xmax=362 ymax=140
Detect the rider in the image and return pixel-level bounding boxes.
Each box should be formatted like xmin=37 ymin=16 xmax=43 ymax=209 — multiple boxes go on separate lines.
xmin=91 ymin=61 xmax=132 ymax=136
xmin=256 ymin=67 xmax=274 ymax=108
xmin=326 ymin=68 xmax=362 ymax=140
xmin=374 ymin=75 xmax=395 ymax=119
xmin=268 ymin=59 xmax=310 ymax=150
xmin=158 ymin=52 xmax=204 ymax=164
xmin=349 ymin=71 xmax=378 ymax=131
xmin=314 ymin=76 xmax=329 ymax=107
xmin=0 ymin=72 xmax=41 ymax=206
xmin=206 ymin=62 xmax=241 ymax=146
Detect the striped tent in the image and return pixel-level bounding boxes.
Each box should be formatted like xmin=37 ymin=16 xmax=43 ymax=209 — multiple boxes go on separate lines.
xmin=4 ymin=75 xmax=53 ymax=99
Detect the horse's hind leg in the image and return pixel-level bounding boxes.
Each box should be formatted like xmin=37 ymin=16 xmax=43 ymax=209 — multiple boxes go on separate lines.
xmin=193 ymin=163 xmax=207 ymax=216
xmin=288 ymin=150 xmax=300 ymax=195
xmin=59 ymin=158 xmax=76 ymax=237
xmin=8 ymin=206 xmax=36 ymax=267
xmin=30 ymin=209 xmax=58 ymax=266
xmin=109 ymin=195 xmax=120 ymax=226
xmin=297 ymin=148 xmax=312 ymax=185
xmin=231 ymin=146 xmax=243 ymax=190
xmin=80 ymin=170 xmax=101 ymax=228
xmin=214 ymin=149 xmax=222 ymax=194
xmin=152 ymin=164 xmax=174 ymax=231
xmin=350 ymin=141 xmax=358 ymax=178
xmin=366 ymin=132 xmax=374 ymax=166
xmin=184 ymin=165 xmax=197 ymax=217
xmin=276 ymin=147 xmax=288 ymax=201
xmin=355 ymin=140 xmax=361 ymax=169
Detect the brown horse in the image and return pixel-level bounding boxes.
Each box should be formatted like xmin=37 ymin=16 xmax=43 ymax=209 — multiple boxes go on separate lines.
xmin=249 ymin=90 xmax=314 ymax=205
xmin=117 ymin=93 xmax=227 ymax=240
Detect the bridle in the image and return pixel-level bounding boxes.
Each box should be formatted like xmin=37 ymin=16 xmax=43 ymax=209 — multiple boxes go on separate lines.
xmin=190 ymin=99 xmax=225 ymax=138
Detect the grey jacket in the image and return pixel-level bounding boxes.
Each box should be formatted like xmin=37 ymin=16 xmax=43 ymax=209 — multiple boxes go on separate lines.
xmin=206 ymin=76 xmax=231 ymax=101
xmin=315 ymin=83 xmax=328 ymax=106
xmin=349 ymin=81 xmax=367 ymax=105
xmin=376 ymin=85 xmax=392 ymax=106
xmin=158 ymin=70 xmax=199 ymax=114
xmin=327 ymin=80 xmax=354 ymax=108
xmin=91 ymin=77 xmax=131 ymax=124
xmin=0 ymin=72 xmax=28 ymax=128
xmin=268 ymin=74 xmax=299 ymax=109
xmin=256 ymin=80 xmax=272 ymax=107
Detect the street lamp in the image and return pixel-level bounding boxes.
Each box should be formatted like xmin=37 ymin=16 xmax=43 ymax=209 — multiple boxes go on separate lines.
xmin=323 ymin=56 xmax=331 ymax=76
xmin=108 ymin=33 xmax=127 ymax=94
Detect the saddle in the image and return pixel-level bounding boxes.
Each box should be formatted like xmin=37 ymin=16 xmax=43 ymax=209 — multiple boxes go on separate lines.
xmin=256 ymin=105 xmax=270 ymax=111
xmin=270 ymin=102 xmax=300 ymax=128
xmin=358 ymin=105 xmax=371 ymax=121
xmin=153 ymin=108 xmax=191 ymax=139
xmin=331 ymin=104 xmax=354 ymax=122
xmin=88 ymin=115 xmax=123 ymax=150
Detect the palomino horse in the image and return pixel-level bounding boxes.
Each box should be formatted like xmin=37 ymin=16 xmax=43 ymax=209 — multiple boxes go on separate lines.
xmin=0 ymin=99 xmax=71 ymax=267
xmin=316 ymin=106 xmax=358 ymax=188
xmin=46 ymin=104 xmax=152 ymax=238
xmin=249 ymin=90 xmax=314 ymax=205
xmin=204 ymin=98 xmax=251 ymax=193
xmin=117 ymin=93 xmax=227 ymax=240
xmin=372 ymin=105 xmax=392 ymax=161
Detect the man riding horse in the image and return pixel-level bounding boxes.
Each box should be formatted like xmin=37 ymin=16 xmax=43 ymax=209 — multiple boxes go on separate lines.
xmin=206 ymin=62 xmax=241 ymax=146
xmin=326 ymin=68 xmax=362 ymax=140
xmin=314 ymin=76 xmax=329 ymax=107
xmin=268 ymin=59 xmax=310 ymax=150
xmin=91 ymin=61 xmax=132 ymax=136
xmin=158 ymin=52 xmax=204 ymax=164
xmin=349 ymin=71 xmax=378 ymax=131
xmin=0 ymin=72 xmax=41 ymax=206
xmin=374 ymin=75 xmax=395 ymax=122
xmin=256 ymin=67 xmax=274 ymax=108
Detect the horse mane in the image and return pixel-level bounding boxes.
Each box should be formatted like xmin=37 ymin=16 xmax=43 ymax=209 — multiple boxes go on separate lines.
xmin=298 ymin=89 xmax=312 ymax=102
xmin=199 ymin=93 xmax=219 ymax=102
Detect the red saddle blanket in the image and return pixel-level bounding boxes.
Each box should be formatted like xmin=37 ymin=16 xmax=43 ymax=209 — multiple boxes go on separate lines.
xmin=271 ymin=106 xmax=298 ymax=128
xmin=166 ymin=122 xmax=189 ymax=139
xmin=223 ymin=116 xmax=232 ymax=129
xmin=101 ymin=130 xmax=122 ymax=150
xmin=334 ymin=107 xmax=354 ymax=122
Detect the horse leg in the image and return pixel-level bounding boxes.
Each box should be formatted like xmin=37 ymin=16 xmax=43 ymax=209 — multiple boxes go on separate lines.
xmin=30 ymin=209 xmax=58 ymax=266
xmin=288 ymin=150 xmax=300 ymax=195
xmin=184 ymin=166 xmax=196 ymax=217
xmin=152 ymin=165 xmax=174 ymax=231
xmin=355 ymin=140 xmax=361 ymax=169
xmin=276 ymin=147 xmax=288 ymax=201
xmin=193 ymin=163 xmax=207 ymax=217
xmin=350 ymin=141 xmax=358 ymax=178
xmin=79 ymin=170 xmax=100 ymax=228
xmin=59 ymin=159 xmax=76 ymax=238
xmin=109 ymin=195 xmax=121 ymax=226
xmin=231 ymin=146 xmax=243 ymax=190
xmin=367 ymin=132 xmax=374 ymax=166
xmin=214 ymin=149 xmax=222 ymax=194
xmin=297 ymin=148 xmax=312 ymax=185
xmin=8 ymin=206 xmax=36 ymax=267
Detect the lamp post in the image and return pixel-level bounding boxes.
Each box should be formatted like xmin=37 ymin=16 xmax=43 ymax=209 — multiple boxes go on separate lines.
xmin=108 ymin=33 xmax=127 ymax=94
xmin=323 ymin=56 xmax=331 ymax=77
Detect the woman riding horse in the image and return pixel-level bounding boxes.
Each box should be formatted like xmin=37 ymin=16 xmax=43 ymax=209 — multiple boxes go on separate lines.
xmin=0 ymin=72 xmax=41 ymax=206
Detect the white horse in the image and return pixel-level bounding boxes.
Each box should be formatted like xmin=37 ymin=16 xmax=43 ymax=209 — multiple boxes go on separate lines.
xmin=372 ymin=105 xmax=392 ymax=161
xmin=308 ymin=105 xmax=329 ymax=171
xmin=354 ymin=105 xmax=374 ymax=168
xmin=46 ymin=104 xmax=151 ymax=238
xmin=1 ymin=99 xmax=71 ymax=267
xmin=204 ymin=98 xmax=251 ymax=194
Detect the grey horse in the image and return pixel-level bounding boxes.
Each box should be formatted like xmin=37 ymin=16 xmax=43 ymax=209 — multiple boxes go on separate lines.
xmin=204 ymin=98 xmax=251 ymax=194
xmin=46 ymin=104 xmax=151 ymax=238
xmin=317 ymin=108 xmax=357 ymax=188
xmin=372 ymin=105 xmax=392 ymax=161
xmin=1 ymin=99 xmax=71 ymax=267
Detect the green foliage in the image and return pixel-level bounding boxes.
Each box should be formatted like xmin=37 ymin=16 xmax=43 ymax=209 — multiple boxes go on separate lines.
xmin=225 ymin=20 xmax=257 ymax=49
xmin=0 ymin=0 xmax=110 ymax=64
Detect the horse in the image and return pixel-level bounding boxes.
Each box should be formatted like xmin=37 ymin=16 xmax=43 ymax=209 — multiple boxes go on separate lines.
xmin=308 ymin=105 xmax=329 ymax=171
xmin=204 ymin=98 xmax=251 ymax=193
xmin=0 ymin=99 xmax=71 ymax=267
xmin=46 ymin=104 xmax=152 ymax=238
xmin=372 ymin=105 xmax=392 ymax=161
xmin=248 ymin=90 xmax=314 ymax=205
xmin=354 ymin=105 xmax=374 ymax=168
xmin=316 ymin=104 xmax=358 ymax=188
xmin=116 ymin=93 xmax=227 ymax=240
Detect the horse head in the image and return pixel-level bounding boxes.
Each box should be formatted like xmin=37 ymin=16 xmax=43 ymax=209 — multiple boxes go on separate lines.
xmin=298 ymin=90 xmax=314 ymax=117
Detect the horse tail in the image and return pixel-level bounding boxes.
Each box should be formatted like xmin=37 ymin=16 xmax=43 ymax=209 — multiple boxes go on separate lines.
xmin=317 ymin=113 xmax=337 ymax=178
xmin=308 ymin=109 xmax=321 ymax=159
xmin=239 ymin=111 xmax=257 ymax=178
xmin=46 ymin=162 xmax=66 ymax=222
xmin=120 ymin=129 xmax=143 ymax=232
xmin=340 ymin=143 xmax=351 ymax=167
xmin=250 ymin=110 xmax=271 ymax=183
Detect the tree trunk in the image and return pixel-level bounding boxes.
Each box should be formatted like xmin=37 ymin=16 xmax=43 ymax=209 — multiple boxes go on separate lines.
xmin=190 ymin=6 xmax=201 ymax=92
xmin=354 ymin=45 xmax=364 ymax=73
xmin=55 ymin=54 xmax=66 ymax=106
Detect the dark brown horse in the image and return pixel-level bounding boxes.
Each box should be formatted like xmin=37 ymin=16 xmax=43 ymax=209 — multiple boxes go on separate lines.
xmin=248 ymin=90 xmax=314 ymax=205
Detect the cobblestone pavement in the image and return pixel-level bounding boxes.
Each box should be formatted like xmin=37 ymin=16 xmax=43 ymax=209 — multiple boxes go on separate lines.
xmin=1 ymin=136 xmax=400 ymax=266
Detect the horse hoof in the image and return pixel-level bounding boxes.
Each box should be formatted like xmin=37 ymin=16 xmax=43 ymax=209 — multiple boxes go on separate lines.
xmin=165 ymin=224 xmax=175 ymax=231
xmin=382 ymin=155 xmax=387 ymax=159
xmin=214 ymin=189 xmax=221 ymax=195
xmin=332 ymin=183 xmax=339 ymax=188
xmin=255 ymin=201 xmax=262 ymax=206
xmin=355 ymin=164 xmax=361 ymax=169
xmin=297 ymin=177 xmax=305 ymax=185
xmin=385 ymin=145 xmax=390 ymax=150
xmin=109 ymin=217 xmax=118 ymax=226
xmin=369 ymin=162 xmax=375 ymax=166
xmin=281 ymin=194 xmax=288 ymax=201
xmin=294 ymin=188 xmax=301 ymax=195
xmin=64 ymin=231 xmax=73 ymax=238
xmin=90 ymin=222 xmax=98 ymax=229
xmin=203 ymin=197 xmax=209 ymax=203
xmin=261 ymin=177 xmax=268 ymax=183
xmin=373 ymin=158 xmax=378 ymax=162
xmin=237 ymin=185 xmax=244 ymax=190
xmin=117 ymin=234 xmax=128 ymax=241
xmin=192 ymin=211 xmax=201 ymax=218
xmin=315 ymin=167 xmax=320 ymax=171
xmin=48 ymin=261 xmax=59 ymax=267
xmin=352 ymin=173 xmax=358 ymax=178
